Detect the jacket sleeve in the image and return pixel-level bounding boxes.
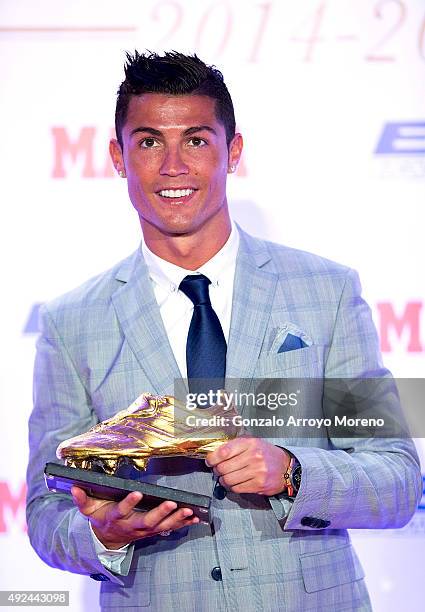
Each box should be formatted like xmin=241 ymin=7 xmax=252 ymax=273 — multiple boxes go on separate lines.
xmin=26 ymin=304 xmax=134 ymax=584
xmin=270 ymin=268 xmax=422 ymax=530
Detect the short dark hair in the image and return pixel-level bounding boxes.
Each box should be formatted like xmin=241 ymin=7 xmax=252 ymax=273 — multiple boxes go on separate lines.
xmin=115 ymin=50 xmax=236 ymax=149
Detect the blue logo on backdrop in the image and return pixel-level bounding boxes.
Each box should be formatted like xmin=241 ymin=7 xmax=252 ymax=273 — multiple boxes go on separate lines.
xmin=24 ymin=303 xmax=41 ymax=334
xmin=419 ymin=476 xmax=425 ymax=512
xmin=375 ymin=121 xmax=425 ymax=155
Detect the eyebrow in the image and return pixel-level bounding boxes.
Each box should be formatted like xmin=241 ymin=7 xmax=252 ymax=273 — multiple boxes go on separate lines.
xmin=129 ymin=125 xmax=217 ymax=138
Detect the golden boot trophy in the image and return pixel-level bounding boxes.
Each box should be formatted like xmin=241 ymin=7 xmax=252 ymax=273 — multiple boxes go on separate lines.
xmin=56 ymin=392 xmax=242 ymax=474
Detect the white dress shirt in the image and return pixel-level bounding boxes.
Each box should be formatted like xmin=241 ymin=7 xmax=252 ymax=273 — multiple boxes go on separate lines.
xmin=141 ymin=221 xmax=239 ymax=379
xmin=93 ymin=223 xmax=240 ymax=571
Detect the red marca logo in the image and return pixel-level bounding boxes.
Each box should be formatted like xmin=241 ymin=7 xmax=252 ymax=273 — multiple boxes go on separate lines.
xmin=377 ymin=302 xmax=423 ymax=352
xmin=0 ymin=481 xmax=27 ymax=533
xmin=51 ymin=126 xmax=247 ymax=178
xmin=52 ymin=127 xmax=116 ymax=178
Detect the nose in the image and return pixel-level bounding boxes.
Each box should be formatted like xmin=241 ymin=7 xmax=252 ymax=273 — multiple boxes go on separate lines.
xmin=159 ymin=146 xmax=189 ymax=177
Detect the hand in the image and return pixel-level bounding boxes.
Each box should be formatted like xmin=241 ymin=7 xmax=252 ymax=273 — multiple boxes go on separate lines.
xmin=71 ymin=487 xmax=200 ymax=549
xmin=206 ymin=437 xmax=290 ymax=496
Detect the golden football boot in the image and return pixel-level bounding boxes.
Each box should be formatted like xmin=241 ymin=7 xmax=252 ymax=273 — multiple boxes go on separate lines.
xmin=56 ymin=392 xmax=242 ymax=474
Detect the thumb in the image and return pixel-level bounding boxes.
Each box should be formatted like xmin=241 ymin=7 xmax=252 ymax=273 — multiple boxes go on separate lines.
xmin=71 ymin=485 xmax=88 ymax=509
xmin=71 ymin=485 xmax=104 ymax=516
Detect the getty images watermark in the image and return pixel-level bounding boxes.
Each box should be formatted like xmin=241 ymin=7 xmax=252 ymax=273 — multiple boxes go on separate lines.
xmin=183 ymin=389 xmax=385 ymax=430
xmin=185 ymin=389 xmax=299 ymax=411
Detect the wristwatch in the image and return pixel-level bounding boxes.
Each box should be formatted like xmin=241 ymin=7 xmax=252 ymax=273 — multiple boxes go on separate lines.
xmin=282 ymin=453 xmax=302 ymax=498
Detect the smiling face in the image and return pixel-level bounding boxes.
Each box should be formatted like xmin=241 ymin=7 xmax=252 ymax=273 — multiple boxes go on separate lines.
xmin=110 ymin=93 xmax=242 ymax=263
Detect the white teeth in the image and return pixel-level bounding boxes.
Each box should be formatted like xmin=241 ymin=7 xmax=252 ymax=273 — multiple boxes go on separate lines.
xmin=159 ymin=188 xmax=194 ymax=198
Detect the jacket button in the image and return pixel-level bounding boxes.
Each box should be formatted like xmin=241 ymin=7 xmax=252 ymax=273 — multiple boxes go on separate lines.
xmin=211 ymin=566 xmax=222 ymax=581
xmin=214 ymin=484 xmax=227 ymax=499
xmin=89 ymin=573 xmax=110 ymax=581
xmin=301 ymin=516 xmax=331 ymax=529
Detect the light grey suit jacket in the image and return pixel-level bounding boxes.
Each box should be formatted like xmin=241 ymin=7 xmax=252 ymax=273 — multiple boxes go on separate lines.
xmin=26 ymin=228 xmax=421 ymax=611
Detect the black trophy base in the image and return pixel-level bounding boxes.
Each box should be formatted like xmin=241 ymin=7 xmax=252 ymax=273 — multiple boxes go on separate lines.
xmin=44 ymin=462 xmax=211 ymax=522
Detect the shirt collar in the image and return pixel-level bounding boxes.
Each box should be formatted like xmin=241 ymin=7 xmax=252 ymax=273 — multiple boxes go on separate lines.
xmin=141 ymin=222 xmax=240 ymax=293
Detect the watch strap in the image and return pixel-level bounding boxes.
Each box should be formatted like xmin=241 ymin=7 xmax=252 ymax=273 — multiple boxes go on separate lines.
xmin=282 ymin=453 xmax=301 ymax=498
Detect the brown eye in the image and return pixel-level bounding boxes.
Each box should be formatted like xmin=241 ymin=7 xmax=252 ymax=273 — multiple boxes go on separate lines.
xmin=141 ymin=138 xmax=159 ymax=148
xmin=188 ymin=137 xmax=206 ymax=147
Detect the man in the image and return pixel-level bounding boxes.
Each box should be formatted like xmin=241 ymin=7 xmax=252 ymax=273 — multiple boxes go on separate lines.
xmin=27 ymin=51 xmax=421 ymax=611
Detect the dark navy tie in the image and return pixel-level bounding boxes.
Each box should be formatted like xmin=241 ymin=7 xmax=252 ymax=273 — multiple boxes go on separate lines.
xmin=179 ymin=274 xmax=226 ymax=399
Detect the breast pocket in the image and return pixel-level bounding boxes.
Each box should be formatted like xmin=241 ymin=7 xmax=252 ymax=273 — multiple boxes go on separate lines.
xmin=255 ymin=345 xmax=324 ymax=377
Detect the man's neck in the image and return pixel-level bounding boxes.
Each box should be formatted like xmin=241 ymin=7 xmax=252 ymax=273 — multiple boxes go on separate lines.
xmin=141 ymin=218 xmax=232 ymax=270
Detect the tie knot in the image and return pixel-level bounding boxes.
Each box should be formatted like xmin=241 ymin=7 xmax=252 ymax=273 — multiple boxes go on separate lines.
xmin=179 ymin=274 xmax=212 ymax=306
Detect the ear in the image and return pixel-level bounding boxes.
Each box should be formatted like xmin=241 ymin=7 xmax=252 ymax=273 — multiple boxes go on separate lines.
xmin=227 ymin=133 xmax=243 ymax=173
xmin=109 ymin=138 xmax=126 ymax=178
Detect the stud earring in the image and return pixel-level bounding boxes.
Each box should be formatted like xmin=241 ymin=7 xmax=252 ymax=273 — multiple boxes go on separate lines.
xmin=228 ymin=165 xmax=236 ymax=173
xmin=118 ymin=170 xmax=125 ymax=178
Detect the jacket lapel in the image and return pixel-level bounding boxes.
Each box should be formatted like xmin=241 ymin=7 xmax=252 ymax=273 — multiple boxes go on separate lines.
xmin=111 ymin=231 xmax=279 ymax=397
xmin=226 ymin=229 xmax=278 ymax=382
xmin=111 ymin=248 xmax=181 ymax=395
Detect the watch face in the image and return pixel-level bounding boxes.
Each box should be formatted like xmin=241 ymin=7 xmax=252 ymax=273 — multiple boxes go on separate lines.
xmin=292 ymin=465 xmax=302 ymax=490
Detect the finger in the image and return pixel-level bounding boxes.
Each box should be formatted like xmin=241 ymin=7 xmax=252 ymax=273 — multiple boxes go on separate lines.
xmin=213 ymin=453 xmax=250 ymax=477
xmin=131 ymin=506 xmax=195 ymax=534
xmin=108 ymin=491 xmax=144 ymax=521
xmin=150 ymin=509 xmax=200 ymax=534
xmin=132 ymin=500 xmax=178 ymax=530
xmin=228 ymin=478 xmax=259 ymax=494
xmin=219 ymin=467 xmax=253 ymax=488
xmin=206 ymin=437 xmax=252 ymax=467
xmin=160 ymin=506 xmax=194 ymax=526
xmin=167 ymin=515 xmax=200 ymax=530
xmin=71 ymin=486 xmax=107 ymax=515
xmin=71 ymin=486 xmax=88 ymax=509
